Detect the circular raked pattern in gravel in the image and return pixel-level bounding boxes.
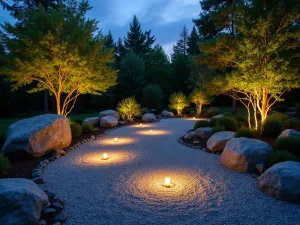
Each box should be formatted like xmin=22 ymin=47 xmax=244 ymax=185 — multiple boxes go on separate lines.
xmin=114 ymin=168 xmax=225 ymax=217
xmin=73 ymin=150 xmax=137 ymax=167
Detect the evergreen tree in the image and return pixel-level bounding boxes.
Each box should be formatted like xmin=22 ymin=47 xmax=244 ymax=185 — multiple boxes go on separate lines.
xmin=171 ymin=25 xmax=189 ymax=61
xmin=145 ymin=45 xmax=171 ymax=96
xmin=118 ymin=52 xmax=145 ymax=100
xmin=187 ymin=26 xmax=200 ymax=55
xmin=115 ymin=37 xmax=126 ymax=64
xmin=104 ymin=30 xmax=115 ymax=50
xmin=124 ymin=15 xmax=155 ymax=56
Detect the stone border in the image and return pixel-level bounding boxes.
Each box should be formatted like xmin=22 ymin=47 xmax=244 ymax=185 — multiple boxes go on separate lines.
xmin=177 ymin=136 xmax=212 ymax=153
xmin=32 ymin=120 xmax=163 ymax=224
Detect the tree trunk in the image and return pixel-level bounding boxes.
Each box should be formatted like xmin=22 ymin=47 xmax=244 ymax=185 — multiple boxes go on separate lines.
xmin=43 ymin=90 xmax=48 ymax=113
xmin=55 ymin=94 xmax=61 ymax=115
xmin=261 ymin=87 xmax=268 ymax=123
xmin=196 ymin=104 xmax=202 ymax=116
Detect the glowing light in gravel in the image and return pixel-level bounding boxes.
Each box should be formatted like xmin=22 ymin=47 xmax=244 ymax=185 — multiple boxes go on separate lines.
xmin=114 ymin=168 xmax=225 ymax=216
xmin=102 ymin=153 xmax=108 ymax=160
xmin=75 ymin=151 xmax=136 ymax=167
xmin=99 ymin=138 xmax=136 ymax=146
xmin=164 ymin=176 xmax=171 ymax=187
xmin=136 ymin=130 xmax=170 ymax=136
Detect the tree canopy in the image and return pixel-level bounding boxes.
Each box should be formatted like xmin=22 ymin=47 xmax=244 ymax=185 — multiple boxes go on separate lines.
xmin=0 ymin=1 xmax=117 ymax=115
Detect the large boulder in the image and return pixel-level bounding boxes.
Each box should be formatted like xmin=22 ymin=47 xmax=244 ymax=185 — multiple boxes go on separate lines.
xmin=82 ymin=117 xmax=99 ymax=127
xmin=2 ymin=114 xmax=71 ymax=157
xmin=161 ymin=110 xmax=174 ymax=117
xmin=195 ymin=127 xmax=212 ymax=139
xmin=221 ymin=138 xmax=272 ymax=172
xmin=207 ymin=131 xmax=235 ymax=152
xmin=259 ymin=161 xmax=300 ymax=203
xmin=100 ymin=116 xmax=118 ymax=128
xmin=277 ymin=129 xmax=300 ymax=139
xmin=142 ymin=113 xmax=157 ymax=122
xmin=0 ymin=178 xmax=49 ymax=225
xmin=99 ymin=110 xmax=120 ymax=120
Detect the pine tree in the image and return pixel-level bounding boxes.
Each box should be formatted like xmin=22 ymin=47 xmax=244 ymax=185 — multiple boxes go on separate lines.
xmin=187 ymin=26 xmax=200 ymax=55
xmin=124 ymin=15 xmax=155 ymax=56
xmin=104 ymin=30 xmax=115 ymax=50
xmin=115 ymin=38 xmax=126 ymax=64
xmin=171 ymin=25 xmax=189 ymax=61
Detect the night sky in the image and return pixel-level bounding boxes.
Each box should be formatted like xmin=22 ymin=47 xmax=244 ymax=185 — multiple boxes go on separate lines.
xmin=0 ymin=0 xmax=201 ymax=56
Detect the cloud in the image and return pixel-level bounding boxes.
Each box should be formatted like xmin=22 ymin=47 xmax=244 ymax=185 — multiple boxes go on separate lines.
xmin=159 ymin=0 xmax=199 ymax=25
xmin=162 ymin=41 xmax=176 ymax=57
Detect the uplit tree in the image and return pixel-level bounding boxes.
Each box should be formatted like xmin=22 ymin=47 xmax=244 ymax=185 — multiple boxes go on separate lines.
xmin=168 ymin=92 xmax=189 ymax=115
xmin=0 ymin=1 xmax=117 ymax=115
xmin=198 ymin=0 xmax=300 ymax=127
xmin=189 ymin=89 xmax=212 ymax=116
xmin=117 ymin=96 xmax=141 ymax=120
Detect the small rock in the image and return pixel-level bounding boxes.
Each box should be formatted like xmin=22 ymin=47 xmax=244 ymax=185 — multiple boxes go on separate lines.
xmin=37 ymin=220 xmax=47 ymax=225
xmin=53 ymin=222 xmax=62 ymax=225
xmin=193 ymin=141 xmax=200 ymax=144
xmin=43 ymin=207 xmax=56 ymax=215
xmin=91 ymin=135 xmax=95 ymax=140
xmin=32 ymin=171 xmax=42 ymax=178
xmin=256 ymin=163 xmax=265 ymax=175
xmin=53 ymin=210 xmax=67 ymax=222
xmin=43 ymin=159 xmax=49 ymax=164
xmin=55 ymin=197 xmax=65 ymax=205
xmin=48 ymin=157 xmax=56 ymax=162
xmin=52 ymin=202 xmax=64 ymax=210
xmin=118 ymin=121 xmax=126 ymax=125
xmin=32 ymin=177 xmax=44 ymax=185
xmin=58 ymin=150 xmax=66 ymax=156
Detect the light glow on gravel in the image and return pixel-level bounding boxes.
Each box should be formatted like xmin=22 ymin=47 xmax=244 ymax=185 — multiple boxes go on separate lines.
xmin=135 ymin=130 xmax=171 ymax=136
xmin=99 ymin=137 xmax=137 ymax=146
xmin=74 ymin=151 xmax=137 ymax=167
xmin=114 ymin=168 xmax=225 ymax=216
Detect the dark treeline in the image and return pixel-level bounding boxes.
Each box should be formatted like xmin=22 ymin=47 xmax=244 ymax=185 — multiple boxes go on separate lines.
xmin=0 ymin=0 xmax=299 ymax=118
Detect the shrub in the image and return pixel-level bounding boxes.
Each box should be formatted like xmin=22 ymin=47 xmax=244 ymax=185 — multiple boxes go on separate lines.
xmin=266 ymin=151 xmax=297 ymax=168
xmin=206 ymin=107 xmax=219 ymax=117
xmin=82 ymin=123 xmax=94 ymax=134
xmin=117 ymin=96 xmax=141 ymax=120
xmin=74 ymin=119 xmax=83 ymax=124
xmin=262 ymin=119 xmax=283 ymax=137
xmin=235 ymin=128 xmax=254 ymax=138
xmin=274 ymin=105 xmax=287 ymax=113
xmin=194 ymin=120 xmax=209 ymax=129
xmin=143 ymin=84 xmax=163 ymax=110
xmin=140 ymin=107 xmax=149 ymax=115
xmin=0 ymin=153 xmax=11 ymax=175
xmin=70 ymin=122 xmax=82 ymax=138
xmin=234 ymin=113 xmax=247 ymax=123
xmin=212 ymin=126 xmax=226 ymax=134
xmin=215 ymin=116 xmax=238 ymax=131
xmin=275 ymin=136 xmax=300 ymax=155
xmin=168 ymin=92 xmax=189 ymax=115
xmin=267 ymin=112 xmax=292 ymax=129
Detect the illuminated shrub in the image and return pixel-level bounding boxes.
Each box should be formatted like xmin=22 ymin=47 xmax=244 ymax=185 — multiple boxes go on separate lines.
xmin=117 ymin=96 xmax=141 ymax=120
xmin=262 ymin=119 xmax=283 ymax=137
xmin=275 ymin=136 xmax=300 ymax=155
xmin=82 ymin=123 xmax=94 ymax=134
xmin=268 ymin=112 xmax=292 ymax=129
xmin=194 ymin=120 xmax=209 ymax=129
xmin=70 ymin=122 xmax=82 ymax=138
xmin=235 ymin=128 xmax=254 ymax=138
xmin=0 ymin=154 xmax=11 ymax=175
xmin=215 ymin=116 xmax=238 ymax=131
xmin=266 ymin=151 xmax=297 ymax=168
xmin=168 ymin=92 xmax=189 ymax=115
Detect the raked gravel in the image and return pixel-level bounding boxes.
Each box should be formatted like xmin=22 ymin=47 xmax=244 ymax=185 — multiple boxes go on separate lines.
xmin=44 ymin=118 xmax=300 ymax=225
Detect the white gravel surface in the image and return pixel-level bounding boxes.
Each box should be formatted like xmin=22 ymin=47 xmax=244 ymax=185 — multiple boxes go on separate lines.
xmin=44 ymin=118 xmax=300 ymax=225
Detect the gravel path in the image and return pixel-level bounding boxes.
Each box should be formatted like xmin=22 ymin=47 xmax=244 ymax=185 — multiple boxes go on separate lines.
xmin=44 ymin=119 xmax=300 ymax=225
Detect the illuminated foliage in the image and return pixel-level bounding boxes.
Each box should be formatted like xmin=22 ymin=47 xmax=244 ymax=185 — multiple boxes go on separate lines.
xmin=0 ymin=1 xmax=117 ymax=115
xmin=168 ymin=92 xmax=189 ymax=115
xmin=117 ymin=96 xmax=141 ymax=120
